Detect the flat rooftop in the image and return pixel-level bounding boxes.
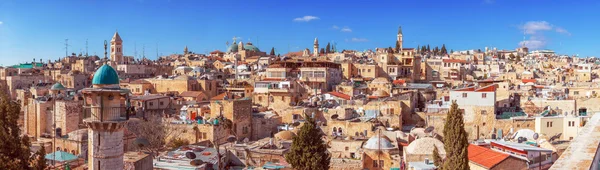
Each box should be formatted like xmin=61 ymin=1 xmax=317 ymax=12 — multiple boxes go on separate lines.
xmin=550 ymin=112 xmax=600 ymax=170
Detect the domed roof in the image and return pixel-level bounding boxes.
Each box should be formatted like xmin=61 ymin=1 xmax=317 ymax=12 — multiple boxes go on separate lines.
xmin=227 ymin=43 xmax=239 ymax=53
xmin=243 ymin=43 xmax=260 ymax=52
xmin=92 ymin=64 xmax=120 ymax=85
xmin=406 ymin=137 xmax=445 ymax=155
xmin=364 ymin=135 xmax=395 ymax=150
xmin=274 ymin=131 xmax=296 ymax=141
xmin=410 ymin=128 xmax=427 ymax=138
xmin=372 ymin=89 xmax=389 ymax=97
xmin=372 ymin=77 xmax=390 ymax=84
xmin=51 ymin=82 xmax=66 ymax=90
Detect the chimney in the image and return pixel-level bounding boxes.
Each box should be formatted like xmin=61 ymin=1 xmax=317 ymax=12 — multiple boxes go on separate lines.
xmin=424 ymin=158 xmax=430 ymax=164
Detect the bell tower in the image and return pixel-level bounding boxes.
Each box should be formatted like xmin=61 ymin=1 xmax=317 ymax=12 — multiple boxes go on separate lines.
xmin=111 ymin=31 xmax=123 ymax=65
xmin=313 ymin=37 xmax=319 ymax=56
xmin=397 ymin=26 xmax=403 ymax=51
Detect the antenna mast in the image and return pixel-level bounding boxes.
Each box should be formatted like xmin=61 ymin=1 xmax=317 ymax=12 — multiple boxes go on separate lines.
xmin=86 ymin=39 xmax=89 ymax=57
xmin=64 ymin=39 xmax=69 ymax=57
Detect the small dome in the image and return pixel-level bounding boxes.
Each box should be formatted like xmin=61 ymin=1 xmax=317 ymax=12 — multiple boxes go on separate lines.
xmin=243 ymin=43 xmax=260 ymax=52
xmin=92 ymin=64 xmax=120 ymax=85
xmin=274 ymin=131 xmax=296 ymax=141
xmin=51 ymin=82 xmax=66 ymax=90
xmin=364 ymin=135 xmax=395 ymax=150
xmin=227 ymin=43 xmax=239 ymax=53
xmin=406 ymin=137 xmax=445 ymax=155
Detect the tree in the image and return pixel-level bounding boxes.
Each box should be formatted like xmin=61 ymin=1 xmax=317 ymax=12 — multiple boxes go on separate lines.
xmin=285 ymin=113 xmax=330 ymax=170
xmin=432 ymin=146 xmax=443 ymax=168
xmin=441 ymin=44 xmax=447 ymax=55
xmin=427 ymin=45 xmax=431 ymax=52
xmin=421 ymin=46 xmax=427 ymax=54
xmin=450 ymin=49 xmax=454 ymax=54
xmin=270 ymin=47 xmax=275 ymax=56
xmin=0 ymin=86 xmax=35 ymax=169
xmin=395 ymin=41 xmax=401 ymax=53
xmin=320 ymin=48 xmax=325 ymax=55
xmin=126 ymin=113 xmax=183 ymax=156
xmin=442 ymin=101 xmax=470 ymax=170
xmin=508 ymin=53 xmax=516 ymax=60
xmin=325 ymin=43 xmax=331 ymax=54
xmin=34 ymin=145 xmax=47 ymax=170
xmin=434 ymin=47 xmax=440 ymax=55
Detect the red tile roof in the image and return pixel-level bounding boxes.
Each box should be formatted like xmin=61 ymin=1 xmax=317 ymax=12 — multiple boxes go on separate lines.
xmin=468 ymin=144 xmax=511 ymax=169
xmin=443 ymin=59 xmax=468 ymax=63
xmin=474 ymin=84 xmax=497 ymax=92
xmin=392 ymin=79 xmax=406 ymax=85
xmin=179 ymin=91 xmax=205 ymax=98
xmin=328 ymin=92 xmax=351 ymax=100
xmin=522 ymin=79 xmax=536 ymax=83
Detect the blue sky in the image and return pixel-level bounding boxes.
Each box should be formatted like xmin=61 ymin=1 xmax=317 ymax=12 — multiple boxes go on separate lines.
xmin=1 ymin=0 xmax=599 ymax=65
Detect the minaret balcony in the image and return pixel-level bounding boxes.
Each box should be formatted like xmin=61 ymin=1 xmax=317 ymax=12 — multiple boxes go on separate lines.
xmin=83 ymin=106 xmax=128 ymax=123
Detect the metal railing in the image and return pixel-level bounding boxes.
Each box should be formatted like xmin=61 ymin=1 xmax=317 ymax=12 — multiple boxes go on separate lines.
xmin=83 ymin=106 xmax=128 ymax=122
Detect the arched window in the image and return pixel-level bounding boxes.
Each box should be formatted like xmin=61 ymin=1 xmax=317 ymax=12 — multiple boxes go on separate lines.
xmin=71 ymin=150 xmax=76 ymax=155
xmin=355 ymin=132 xmax=359 ymax=136
xmin=338 ymin=128 xmax=343 ymax=135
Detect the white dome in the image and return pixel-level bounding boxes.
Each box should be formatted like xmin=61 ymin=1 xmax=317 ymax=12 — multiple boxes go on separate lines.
xmin=364 ymin=135 xmax=395 ymax=150
xmin=406 ymin=137 xmax=445 ymax=155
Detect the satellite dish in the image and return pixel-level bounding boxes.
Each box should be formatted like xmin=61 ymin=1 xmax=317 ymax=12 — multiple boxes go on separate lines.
xmin=331 ymin=114 xmax=339 ymax=119
xmin=424 ymin=126 xmax=435 ymax=133
xmin=533 ymin=133 xmax=539 ymax=140
xmin=185 ymin=152 xmax=197 ymax=159
xmin=190 ymin=159 xmax=204 ymax=166
xmin=226 ymin=135 xmax=237 ymax=143
xmin=133 ymin=138 xmax=150 ymax=148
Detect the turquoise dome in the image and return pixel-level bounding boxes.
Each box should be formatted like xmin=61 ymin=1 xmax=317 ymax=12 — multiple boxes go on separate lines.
xmin=243 ymin=44 xmax=260 ymax=52
xmin=51 ymin=82 xmax=65 ymax=90
xmin=227 ymin=43 xmax=238 ymax=53
xmin=92 ymin=64 xmax=120 ymax=85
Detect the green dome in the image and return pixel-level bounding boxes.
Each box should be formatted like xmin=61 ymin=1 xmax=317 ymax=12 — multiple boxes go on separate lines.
xmin=227 ymin=43 xmax=238 ymax=53
xmin=92 ymin=64 xmax=120 ymax=85
xmin=243 ymin=44 xmax=260 ymax=52
xmin=51 ymin=82 xmax=65 ymax=90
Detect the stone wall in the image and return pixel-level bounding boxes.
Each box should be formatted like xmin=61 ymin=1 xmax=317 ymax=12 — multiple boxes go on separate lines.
xmin=88 ymin=128 xmax=124 ymax=170
xmin=330 ymin=158 xmax=363 ymax=170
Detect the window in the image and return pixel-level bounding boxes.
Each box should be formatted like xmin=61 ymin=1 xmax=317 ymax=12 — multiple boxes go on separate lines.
xmin=373 ymin=160 xmax=378 ymax=167
xmin=314 ymin=71 xmax=325 ymax=78
xmin=482 ymin=93 xmax=487 ymax=98
xmin=481 ymin=110 xmax=487 ymax=115
xmin=380 ymin=160 xmax=384 ymax=167
xmin=462 ymin=93 xmax=468 ymax=98
xmin=149 ymin=102 xmax=154 ymax=106
xmin=258 ymin=96 xmax=263 ymax=102
xmin=574 ymin=91 xmax=579 ymax=95
xmin=345 ymin=146 xmax=349 ymax=151
xmin=368 ymin=69 xmax=371 ymax=73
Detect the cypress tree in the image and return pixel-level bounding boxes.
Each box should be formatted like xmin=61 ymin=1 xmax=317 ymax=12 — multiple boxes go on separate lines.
xmin=0 ymin=86 xmax=34 ymax=169
xmin=270 ymin=47 xmax=275 ymax=56
xmin=433 ymin=146 xmax=443 ymax=168
xmin=427 ymin=45 xmax=431 ymax=52
xmin=34 ymin=145 xmax=47 ymax=170
xmin=441 ymin=44 xmax=447 ymax=55
xmin=442 ymin=101 xmax=470 ymax=170
xmin=326 ymin=43 xmax=331 ymax=54
xmin=395 ymin=41 xmax=401 ymax=53
xmin=320 ymin=48 xmax=325 ymax=55
xmin=285 ymin=113 xmax=330 ymax=170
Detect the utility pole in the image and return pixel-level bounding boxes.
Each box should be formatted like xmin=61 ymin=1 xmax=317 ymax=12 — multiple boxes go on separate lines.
xmin=86 ymin=39 xmax=89 ymax=57
xmin=64 ymin=39 xmax=69 ymax=57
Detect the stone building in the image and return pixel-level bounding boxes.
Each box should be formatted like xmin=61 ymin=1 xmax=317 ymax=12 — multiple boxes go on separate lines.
xmin=210 ymin=93 xmax=253 ymax=141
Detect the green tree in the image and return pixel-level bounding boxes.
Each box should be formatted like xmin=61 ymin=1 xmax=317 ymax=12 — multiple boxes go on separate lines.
xmin=450 ymin=49 xmax=454 ymax=54
xmin=320 ymin=48 xmax=325 ymax=55
xmin=0 ymin=87 xmax=34 ymax=169
xmin=441 ymin=44 xmax=447 ymax=55
xmin=442 ymin=101 xmax=470 ymax=170
xmin=427 ymin=45 xmax=431 ymax=52
xmin=270 ymin=47 xmax=275 ymax=56
xmin=325 ymin=43 xmax=331 ymax=54
xmin=421 ymin=46 xmax=427 ymax=54
xmin=34 ymin=145 xmax=47 ymax=170
xmin=285 ymin=113 xmax=330 ymax=170
xmin=395 ymin=41 xmax=401 ymax=53
xmin=432 ymin=146 xmax=443 ymax=168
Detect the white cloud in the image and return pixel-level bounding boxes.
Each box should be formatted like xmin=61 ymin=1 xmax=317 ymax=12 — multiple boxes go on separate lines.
xmin=332 ymin=25 xmax=339 ymax=29
xmin=293 ymin=16 xmax=319 ymax=22
xmin=555 ymin=27 xmax=571 ymax=36
xmin=341 ymin=27 xmax=352 ymax=32
xmin=346 ymin=38 xmax=368 ymax=42
xmin=519 ymin=36 xmax=546 ymax=49
xmin=521 ymin=21 xmax=553 ymax=34
xmin=0 ymin=21 xmax=3 ymax=25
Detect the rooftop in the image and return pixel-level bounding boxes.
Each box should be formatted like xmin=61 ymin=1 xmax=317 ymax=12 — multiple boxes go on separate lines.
xmin=550 ymin=112 xmax=600 ymax=170
xmin=468 ymin=144 xmax=511 ymax=169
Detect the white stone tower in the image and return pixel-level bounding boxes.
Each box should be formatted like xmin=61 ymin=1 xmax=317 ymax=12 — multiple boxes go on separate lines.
xmin=238 ymin=41 xmax=244 ymax=52
xmin=397 ymin=26 xmax=403 ymax=51
xmin=111 ymin=31 xmax=123 ymax=65
xmin=313 ymin=37 xmax=319 ymax=56
xmin=83 ymin=61 xmax=128 ymax=170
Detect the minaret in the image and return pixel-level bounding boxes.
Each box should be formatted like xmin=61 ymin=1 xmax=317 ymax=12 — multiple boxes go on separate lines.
xmin=397 ymin=26 xmax=403 ymax=52
xmin=313 ymin=37 xmax=319 ymax=56
xmin=83 ymin=44 xmax=128 ymax=170
xmin=111 ymin=31 xmax=123 ymax=65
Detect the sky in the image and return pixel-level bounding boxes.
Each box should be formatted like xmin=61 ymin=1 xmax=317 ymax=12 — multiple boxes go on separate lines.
xmin=1 ymin=0 xmax=599 ymax=65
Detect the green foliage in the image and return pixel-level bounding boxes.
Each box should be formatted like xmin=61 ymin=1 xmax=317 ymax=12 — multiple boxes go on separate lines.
xmin=395 ymin=41 xmax=401 ymax=53
xmin=34 ymin=145 xmax=47 ymax=170
xmin=441 ymin=44 xmax=447 ymax=55
xmin=442 ymin=101 xmax=470 ymax=170
xmin=285 ymin=114 xmax=330 ymax=170
xmin=270 ymin=47 xmax=275 ymax=56
xmin=433 ymin=146 xmax=442 ymax=168
xmin=326 ymin=43 xmax=331 ymax=54
xmin=0 ymin=86 xmax=36 ymax=169
xmin=320 ymin=48 xmax=325 ymax=55
xmin=427 ymin=45 xmax=431 ymax=52
xmin=168 ymin=138 xmax=190 ymax=149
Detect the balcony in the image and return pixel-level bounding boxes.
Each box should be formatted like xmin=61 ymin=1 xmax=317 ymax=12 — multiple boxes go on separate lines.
xmin=83 ymin=106 xmax=128 ymax=122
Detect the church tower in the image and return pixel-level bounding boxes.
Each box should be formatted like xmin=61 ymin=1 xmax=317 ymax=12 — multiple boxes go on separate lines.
xmin=110 ymin=31 xmax=123 ymax=65
xmin=238 ymin=41 xmax=244 ymax=52
xmin=83 ymin=43 xmax=128 ymax=169
xmin=397 ymin=26 xmax=403 ymax=51
xmin=313 ymin=37 xmax=319 ymax=56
